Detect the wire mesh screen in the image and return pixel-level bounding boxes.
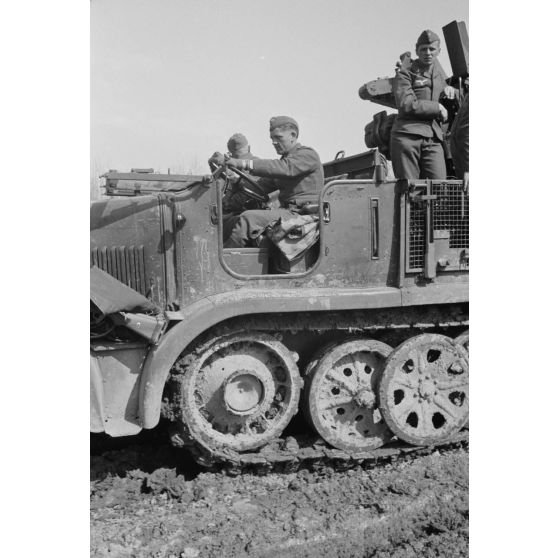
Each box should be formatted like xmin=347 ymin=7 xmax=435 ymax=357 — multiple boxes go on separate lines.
xmin=432 ymin=183 xmax=469 ymax=248
xmin=408 ymin=202 xmax=426 ymax=270
xmin=407 ymin=182 xmax=469 ymax=271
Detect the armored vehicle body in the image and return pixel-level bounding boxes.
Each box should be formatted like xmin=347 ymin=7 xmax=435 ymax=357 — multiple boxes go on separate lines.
xmin=90 ymin=21 xmax=469 ymax=469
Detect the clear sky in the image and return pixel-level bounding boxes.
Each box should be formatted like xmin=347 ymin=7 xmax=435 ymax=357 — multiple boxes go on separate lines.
xmin=91 ymin=0 xmax=468 ymax=177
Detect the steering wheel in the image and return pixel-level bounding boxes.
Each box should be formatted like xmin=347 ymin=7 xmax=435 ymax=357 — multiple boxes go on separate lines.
xmin=227 ymin=165 xmax=270 ymax=203
xmin=209 ymin=162 xmax=233 ymax=196
xmin=210 ymin=161 xmax=227 ymax=178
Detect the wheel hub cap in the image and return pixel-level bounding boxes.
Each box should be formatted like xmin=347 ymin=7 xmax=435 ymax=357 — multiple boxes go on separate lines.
xmin=354 ymin=389 xmax=376 ymax=410
xmin=418 ymin=379 xmax=436 ymax=401
xmin=223 ymin=371 xmax=264 ymax=415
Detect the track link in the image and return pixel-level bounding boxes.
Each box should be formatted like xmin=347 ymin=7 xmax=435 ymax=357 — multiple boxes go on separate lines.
xmin=164 ymin=307 xmax=469 ymax=475
xmin=170 ymin=426 xmax=468 ymax=475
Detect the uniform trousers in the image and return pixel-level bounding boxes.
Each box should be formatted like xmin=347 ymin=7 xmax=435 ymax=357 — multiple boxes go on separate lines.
xmin=390 ymin=132 xmax=446 ymax=179
xmin=449 ymin=95 xmax=469 ymax=180
xmin=224 ymin=208 xmax=298 ymax=248
xmin=450 ymin=140 xmax=468 ymax=180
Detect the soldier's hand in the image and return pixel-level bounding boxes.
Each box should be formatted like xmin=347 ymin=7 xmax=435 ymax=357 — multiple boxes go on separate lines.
xmin=396 ymin=51 xmax=413 ymax=72
xmin=225 ymin=157 xmax=244 ymax=170
xmin=438 ymin=104 xmax=448 ymax=122
xmin=209 ymin=151 xmax=225 ymax=166
xmin=463 ymin=172 xmax=469 ymax=195
xmin=443 ymin=86 xmax=456 ymax=100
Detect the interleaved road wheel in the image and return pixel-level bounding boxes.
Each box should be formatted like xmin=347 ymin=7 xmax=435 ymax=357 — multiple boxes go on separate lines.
xmin=305 ymin=338 xmax=394 ymax=452
xmin=378 ymin=333 xmax=468 ymax=446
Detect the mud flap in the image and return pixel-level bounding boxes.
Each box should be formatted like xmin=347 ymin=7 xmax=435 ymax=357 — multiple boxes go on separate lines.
xmin=90 ymin=342 xmax=148 ymax=436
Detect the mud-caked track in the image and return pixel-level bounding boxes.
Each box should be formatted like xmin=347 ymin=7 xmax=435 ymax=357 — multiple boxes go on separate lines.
xmin=91 ymin=431 xmax=468 ymax=558
xmin=91 ymin=308 xmax=469 ymax=556
xmin=162 ymin=310 xmax=468 ymax=470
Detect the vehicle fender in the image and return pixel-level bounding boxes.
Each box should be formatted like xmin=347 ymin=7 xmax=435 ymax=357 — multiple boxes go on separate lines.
xmin=139 ymin=286 xmax=402 ymax=428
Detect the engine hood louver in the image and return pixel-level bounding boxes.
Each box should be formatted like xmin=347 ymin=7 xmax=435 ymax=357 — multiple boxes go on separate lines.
xmin=90 ymin=265 xmax=159 ymax=315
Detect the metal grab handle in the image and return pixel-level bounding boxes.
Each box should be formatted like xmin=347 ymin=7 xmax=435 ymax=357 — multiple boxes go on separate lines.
xmin=370 ymin=199 xmax=379 ymax=259
xmin=322 ymin=202 xmax=331 ymax=222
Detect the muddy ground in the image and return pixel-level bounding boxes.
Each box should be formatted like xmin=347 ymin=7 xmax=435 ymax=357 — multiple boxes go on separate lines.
xmin=91 ymin=429 xmax=468 ymax=558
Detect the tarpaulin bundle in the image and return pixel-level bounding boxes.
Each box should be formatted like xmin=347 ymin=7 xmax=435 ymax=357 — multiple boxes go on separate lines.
xmin=266 ymin=214 xmax=319 ymax=262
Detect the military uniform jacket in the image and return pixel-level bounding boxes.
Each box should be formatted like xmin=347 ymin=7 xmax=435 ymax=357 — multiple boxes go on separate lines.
xmin=391 ymin=59 xmax=447 ymax=141
xmin=251 ymin=144 xmax=324 ymax=206
xmin=449 ymin=92 xmax=469 ymax=176
xmin=228 ymin=151 xmax=258 ymax=170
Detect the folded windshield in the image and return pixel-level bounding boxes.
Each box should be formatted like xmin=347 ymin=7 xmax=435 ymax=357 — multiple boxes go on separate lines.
xmin=102 ymin=171 xmax=209 ymax=195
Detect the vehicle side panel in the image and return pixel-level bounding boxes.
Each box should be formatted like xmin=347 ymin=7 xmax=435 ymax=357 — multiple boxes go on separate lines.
xmin=90 ymin=196 xmax=170 ymax=308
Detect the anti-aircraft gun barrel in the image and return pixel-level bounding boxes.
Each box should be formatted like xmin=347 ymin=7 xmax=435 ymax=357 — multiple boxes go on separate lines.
xmin=442 ymin=20 xmax=469 ymax=81
xmin=358 ymin=77 xmax=396 ymax=109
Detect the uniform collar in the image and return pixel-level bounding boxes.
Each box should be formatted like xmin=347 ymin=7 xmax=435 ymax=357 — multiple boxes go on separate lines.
xmin=282 ymin=142 xmax=301 ymax=158
xmin=412 ymin=58 xmax=447 ymax=80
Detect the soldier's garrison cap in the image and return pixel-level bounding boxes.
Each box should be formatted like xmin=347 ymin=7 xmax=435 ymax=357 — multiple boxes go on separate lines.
xmin=227 ymin=133 xmax=249 ymax=152
xmin=269 ymin=116 xmax=299 ymax=133
xmin=416 ymin=29 xmax=440 ymax=47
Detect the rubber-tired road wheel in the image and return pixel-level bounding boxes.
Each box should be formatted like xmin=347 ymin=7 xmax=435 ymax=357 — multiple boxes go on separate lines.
xmin=178 ymin=332 xmax=302 ymax=453
xmin=305 ymin=338 xmax=394 ymax=452
xmin=378 ymin=333 xmax=469 ymax=446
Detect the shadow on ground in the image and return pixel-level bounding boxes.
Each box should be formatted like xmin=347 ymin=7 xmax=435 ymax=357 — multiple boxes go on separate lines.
xmin=90 ymin=421 xmax=201 ymax=484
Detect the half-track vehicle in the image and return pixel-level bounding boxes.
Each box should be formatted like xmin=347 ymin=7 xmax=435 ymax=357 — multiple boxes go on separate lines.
xmin=90 ymin=21 xmax=469 ymax=470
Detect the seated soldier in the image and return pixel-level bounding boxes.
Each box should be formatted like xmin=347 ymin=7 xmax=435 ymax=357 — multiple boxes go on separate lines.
xmin=209 ymin=133 xmax=262 ymax=213
xmin=218 ymin=116 xmax=324 ymax=248
xmin=209 ymin=133 xmax=266 ymax=240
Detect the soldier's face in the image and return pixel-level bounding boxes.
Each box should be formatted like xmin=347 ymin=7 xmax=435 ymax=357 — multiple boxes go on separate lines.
xmin=270 ymin=129 xmax=297 ymax=155
xmin=416 ymin=42 xmax=440 ymax=65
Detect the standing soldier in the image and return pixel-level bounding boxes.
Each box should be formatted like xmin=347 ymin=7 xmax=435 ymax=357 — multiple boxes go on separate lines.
xmin=390 ymin=29 xmax=456 ymax=179
xmin=219 ymin=116 xmax=323 ymax=248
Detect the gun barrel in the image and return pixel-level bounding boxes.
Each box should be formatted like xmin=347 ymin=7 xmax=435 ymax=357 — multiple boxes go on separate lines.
xmin=442 ymin=20 xmax=469 ymax=78
xmin=358 ymin=77 xmax=396 ymax=109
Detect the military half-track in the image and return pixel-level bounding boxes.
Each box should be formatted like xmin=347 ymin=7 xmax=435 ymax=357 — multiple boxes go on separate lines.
xmin=90 ymin=22 xmax=469 ymax=470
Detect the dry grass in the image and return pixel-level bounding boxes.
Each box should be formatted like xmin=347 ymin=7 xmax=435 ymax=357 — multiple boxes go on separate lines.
xmin=90 ymin=175 xmax=102 ymax=201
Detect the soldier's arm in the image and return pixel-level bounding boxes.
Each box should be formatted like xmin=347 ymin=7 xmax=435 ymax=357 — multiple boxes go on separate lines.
xmin=254 ymin=176 xmax=278 ymax=194
xmin=251 ymin=148 xmax=320 ymax=179
xmin=394 ymin=68 xmax=442 ymax=120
